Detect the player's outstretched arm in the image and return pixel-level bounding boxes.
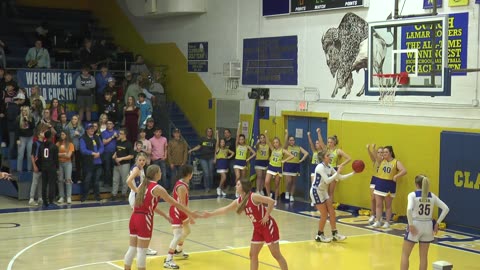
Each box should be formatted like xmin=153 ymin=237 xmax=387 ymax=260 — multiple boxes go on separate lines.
xmin=153 ymin=185 xmax=201 ymax=219
xmin=204 ymin=200 xmax=237 ymax=217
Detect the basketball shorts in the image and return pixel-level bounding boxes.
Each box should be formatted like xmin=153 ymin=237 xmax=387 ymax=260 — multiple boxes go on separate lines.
xmin=404 ymin=220 xmax=435 ymax=243
xmin=170 ymin=206 xmax=189 ymax=226
xmin=282 ymin=162 xmax=300 ymax=176
xmin=310 ymin=186 xmax=328 ymax=205
xmin=216 ymin=159 xmax=229 ymax=173
xmin=267 ymin=165 xmax=282 ymax=176
xmin=129 ymin=212 xmax=154 ymax=240
xmin=128 ymin=191 xmax=136 ymax=208
xmin=373 ymin=178 xmax=397 ymax=197
xmin=255 ymin=160 xmax=269 ymax=170
xmin=251 ymin=218 xmax=280 ymax=245
xmin=233 ymin=159 xmax=247 ymax=170
xmin=369 ymin=176 xmax=377 ymax=189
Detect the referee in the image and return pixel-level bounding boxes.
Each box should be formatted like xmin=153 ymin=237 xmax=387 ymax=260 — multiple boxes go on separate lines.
xmin=39 ymin=130 xmax=59 ymax=208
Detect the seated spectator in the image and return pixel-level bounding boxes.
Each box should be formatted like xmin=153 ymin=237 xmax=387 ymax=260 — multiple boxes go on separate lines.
xmin=49 ymin=98 xmax=65 ymax=122
xmin=75 ymin=65 xmax=96 ymax=122
xmin=29 ymin=85 xmax=46 ymax=108
xmin=100 ymin=90 xmax=118 ymax=124
xmin=79 ymin=39 xmax=99 ymax=70
xmin=25 ymin=39 xmax=51 ymax=69
xmin=95 ymin=65 xmax=112 ymax=102
xmin=130 ymin=54 xmax=151 ymax=77
xmin=137 ymin=93 xmax=151 ymax=129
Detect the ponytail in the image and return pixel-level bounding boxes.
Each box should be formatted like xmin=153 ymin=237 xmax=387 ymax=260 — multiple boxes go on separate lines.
xmin=414 ymin=174 xmax=430 ymax=201
xmin=135 ymin=164 xmax=160 ymax=207
xmin=236 ymin=178 xmax=252 ymax=214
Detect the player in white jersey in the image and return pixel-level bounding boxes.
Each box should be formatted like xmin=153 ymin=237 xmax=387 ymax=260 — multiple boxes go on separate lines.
xmin=400 ymin=174 xmax=449 ymax=270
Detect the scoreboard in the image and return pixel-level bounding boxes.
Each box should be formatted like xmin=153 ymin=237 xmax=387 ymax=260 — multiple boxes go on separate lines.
xmin=291 ymin=0 xmax=365 ymax=13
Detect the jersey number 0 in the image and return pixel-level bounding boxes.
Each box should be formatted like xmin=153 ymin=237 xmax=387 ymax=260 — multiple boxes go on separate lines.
xmin=43 ymin=148 xmax=49 ymax=158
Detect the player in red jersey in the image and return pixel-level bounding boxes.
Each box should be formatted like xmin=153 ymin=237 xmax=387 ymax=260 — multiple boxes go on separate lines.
xmin=205 ymin=178 xmax=288 ymax=270
xmin=124 ymin=164 xmax=200 ymax=270
xmin=164 ymin=165 xmax=194 ymax=269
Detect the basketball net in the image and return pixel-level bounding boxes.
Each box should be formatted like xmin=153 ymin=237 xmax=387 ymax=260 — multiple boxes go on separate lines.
xmin=375 ymin=73 xmax=408 ymax=106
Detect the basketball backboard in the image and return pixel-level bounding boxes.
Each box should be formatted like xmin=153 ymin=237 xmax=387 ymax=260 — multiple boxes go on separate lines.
xmin=365 ymin=15 xmax=451 ymax=97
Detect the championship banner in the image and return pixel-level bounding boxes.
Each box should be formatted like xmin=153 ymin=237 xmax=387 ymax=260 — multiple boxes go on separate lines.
xmin=17 ymin=69 xmax=79 ymax=102
xmin=401 ymin=12 xmax=468 ymax=76
xmin=448 ymin=0 xmax=468 ymax=6
xmin=423 ymin=0 xmax=442 ymax=8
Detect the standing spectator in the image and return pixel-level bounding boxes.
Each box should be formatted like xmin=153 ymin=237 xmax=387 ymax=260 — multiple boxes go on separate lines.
xmin=138 ymin=128 xmax=152 ymax=165
xmin=29 ymin=85 xmax=46 ymax=108
xmin=79 ymin=39 xmax=98 ymax=70
xmin=123 ymin=96 xmax=139 ymax=144
xmin=7 ymin=93 xmax=25 ymax=163
xmin=31 ymin=99 xmax=43 ymax=126
xmin=25 ymin=39 xmax=50 ymax=69
xmin=66 ymin=115 xmax=84 ymax=182
xmin=75 ymin=65 xmax=96 ymax=123
xmin=0 ymin=40 xmax=7 ymax=68
xmin=56 ymin=131 xmax=74 ymax=204
xmin=39 ymin=130 xmax=58 ymax=208
xmin=3 ymin=72 xmax=17 ymax=90
xmin=124 ymin=75 xmax=144 ymax=105
xmin=168 ymin=128 xmax=188 ymax=183
xmin=188 ymin=128 xmax=216 ymax=192
xmin=111 ymin=128 xmax=134 ymax=201
xmin=79 ymin=123 xmax=104 ymax=202
xmin=57 ymin=113 xmax=69 ymax=132
xmin=49 ymin=98 xmax=65 ymax=122
xmin=101 ymin=120 xmax=118 ymax=187
xmin=150 ymin=127 xmax=168 ymax=189
xmin=98 ymin=113 xmax=108 ymax=133
xmin=95 ymin=65 xmax=112 ymax=102
xmin=223 ymin=129 xmax=236 ymax=187
xmin=144 ymin=117 xmax=155 ymax=140
xmin=0 ymin=83 xmax=17 ymax=146
xmin=40 ymin=109 xmax=57 ymax=141
xmin=29 ymin=128 xmax=44 ymax=206
xmin=16 ymin=105 xmax=34 ymax=172
xmin=130 ymin=54 xmax=151 ymax=77
xmin=99 ymin=90 xmax=118 ymax=124
xmin=137 ymin=93 xmax=151 ymax=129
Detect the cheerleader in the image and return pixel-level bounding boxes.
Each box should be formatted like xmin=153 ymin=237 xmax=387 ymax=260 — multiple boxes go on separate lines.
xmin=400 ymin=175 xmax=449 ymax=270
xmin=254 ymin=134 xmax=270 ymax=195
xmin=307 ymin=128 xmax=324 ymax=184
xmin=233 ymin=123 xmax=256 ymax=183
xmin=215 ymin=130 xmax=235 ymax=196
xmin=366 ymin=144 xmax=384 ymax=224
xmin=205 ymin=178 xmax=288 ymax=270
xmin=283 ymin=129 xmax=309 ymax=202
xmin=264 ymin=130 xmax=294 ymax=206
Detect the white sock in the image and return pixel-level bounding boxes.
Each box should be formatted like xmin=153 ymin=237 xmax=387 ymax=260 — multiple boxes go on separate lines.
xmin=176 ymin=245 xmax=183 ymax=252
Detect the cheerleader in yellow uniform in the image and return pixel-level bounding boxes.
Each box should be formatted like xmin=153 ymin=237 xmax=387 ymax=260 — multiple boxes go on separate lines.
xmin=215 ymin=130 xmax=235 ymax=196
xmin=233 ymin=123 xmax=256 ymax=183
xmin=283 ymin=129 xmax=309 ymax=202
xmin=254 ymin=134 xmax=270 ymax=195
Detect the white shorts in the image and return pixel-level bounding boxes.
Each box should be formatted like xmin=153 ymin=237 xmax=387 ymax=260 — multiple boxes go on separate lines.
xmin=233 ymin=165 xmax=246 ymax=170
xmin=310 ymin=187 xmax=328 ymax=205
xmin=404 ymin=220 xmax=435 ymax=243
xmin=255 ymin=165 xmax=268 ymax=170
xmin=128 ymin=191 xmax=135 ymax=209
xmin=216 ymin=169 xmax=228 ymax=173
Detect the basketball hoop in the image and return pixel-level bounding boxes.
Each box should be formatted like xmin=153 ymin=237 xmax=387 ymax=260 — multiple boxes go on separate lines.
xmin=373 ymin=72 xmax=409 ymax=105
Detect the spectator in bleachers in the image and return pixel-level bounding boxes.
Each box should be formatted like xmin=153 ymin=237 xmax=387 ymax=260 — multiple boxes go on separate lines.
xmin=94 ymin=39 xmax=111 ymax=63
xmin=133 ymin=140 xmax=147 ymax=165
xmin=25 ymin=39 xmax=51 ymax=69
xmin=111 ymin=128 xmax=133 ymax=201
xmin=56 ymin=130 xmax=74 ymax=204
xmin=92 ymin=122 xmax=101 ymax=136
xmin=58 ymin=113 xmax=69 ymax=132
xmin=122 ymin=71 xmax=134 ymax=91
xmin=144 ymin=117 xmax=155 ymax=140
xmin=101 ymin=120 xmax=118 ymax=187
xmin=31 ymin=99 xmax=43 ymax=126
xmin=17 ymin=88 xmax=30 ymax=107
xmin=29 ymin=128 xmax=44 ymax=206
xmin=168 ymin=128 xmax=188 ymax=185
xmin=49 ymin=98 xmax=64 ymax=122
xmin=98 ymin=113 xmax=108 ymax=133
xmin=124 ymin=75 xmax=143 ymax=105
xmin=0 ymin=83 xmax=17 ymax=146
xmin=138 ymin=128 xmax=151 ymax=165
xmin=16 ymin=105 xmax=34 ymax=172
xmin=79 ymin=123 xmax=104 ymax=202
xmin=40 ymin=109 xmax=57 ymax=142
xmin=95 ymin=65 xmax=112 ymax=102
xmin=4 ymin=72 xmax=17 ymax=90
xmin=79 ymin=39 xmax=99 ymax=70
xmin=7 ymin=93 xmax=26 ymax=163
xmin=0 ymin=67 xmax=5 ymax=90
xmin=29 ymin=85 xmax=46 ymax=108
xmin=66 ymin=115 xmax=84 ymax=183
xmin=123 ymin=96 xmax=139 ymax=144
xmin=100 ymin=90 xmax=118 ymax=124
xmin=130 ymin=54 xmax=151 ymax=77
xmin=75 ymin=65 xmax=96 ymax=123
xmin=0 ymin=40 xmax=6 ymax=68
xmin=137 ymin=93 xmax=151 ymax=129
xmin=150 ymin=127 xmax=168 ymax=189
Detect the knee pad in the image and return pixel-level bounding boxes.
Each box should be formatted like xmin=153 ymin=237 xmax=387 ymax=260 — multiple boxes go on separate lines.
xmin=124 ymin=246 xmax=136 ymax=266
xmin=169 ymin=228 xmax=183 ymax=250
xmin=182 ymin=224 xmax=191 ymax=238
xmin=136 ymin=247 xmax=147 ymax=268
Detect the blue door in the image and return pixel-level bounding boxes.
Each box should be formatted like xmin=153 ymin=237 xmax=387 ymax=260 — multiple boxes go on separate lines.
xmin=286 ymin=116 xmax=328 ymax=200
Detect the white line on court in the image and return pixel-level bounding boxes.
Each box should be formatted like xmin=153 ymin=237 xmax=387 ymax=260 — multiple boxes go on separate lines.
xmin=7 ymin=219 xmax=129 ymax=270
xmin=57 ymin=261 xmax=123 ymax=270
xmin=106 ymin=261 xmax=124 ymax=269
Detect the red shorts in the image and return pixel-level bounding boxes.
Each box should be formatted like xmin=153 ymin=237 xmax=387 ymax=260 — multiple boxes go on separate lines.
xmin=169 ymin=206 xmax=189 ymax=226
xmin=251 ymin=218 xmax=280 ymax=245
xmin=129 ymin=212 xmax=154 ymax=240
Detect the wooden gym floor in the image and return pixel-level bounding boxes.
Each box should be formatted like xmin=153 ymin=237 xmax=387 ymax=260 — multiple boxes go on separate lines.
xmin=0 ymin=196 xmax=479 ymax=270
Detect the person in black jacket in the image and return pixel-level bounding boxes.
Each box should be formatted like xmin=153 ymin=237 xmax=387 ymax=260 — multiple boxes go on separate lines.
xmin=79 ymin=123 xmax=104 ymax=202
xmin=6 ymin=93 xmax=25 ymax=163
xmin=39 ymin=130 xmax=59 ymax=208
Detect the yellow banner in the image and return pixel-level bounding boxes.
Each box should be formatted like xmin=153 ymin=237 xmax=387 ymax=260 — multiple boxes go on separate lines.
xmin=449 ymin=0 xmax=469 ymax=6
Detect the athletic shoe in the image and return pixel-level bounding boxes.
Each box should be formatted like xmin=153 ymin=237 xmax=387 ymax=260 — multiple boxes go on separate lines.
xmin=67 ymin=197 xmax=72 ymax=204
xmin=28 ymin=198 xmax=37 ymax=206
xmin=221 ymin=190 xmax=227 ymax=197
xmin=57 ymin=197 xmax=64 ymax=203
xmin=368 ymin=215 xmax=375 ymax=224
xmin=163 ymin=259 xmax=180 ymax=269
xmin=216 ymin=187 xmax=221 ymax=196
xmin=372 ymin=221 xmax=382 ymax=228
xmin=289 ymin=196 xmax=294 ymax=202
xmin=382 ymin=222 xmax=390 ymax=229
xmin=333 ymin=233 xmax=346 ymax=241
xmin=174 ymin=250 xmax=189 ymax=259
xmin=315 ymin=234 xmax=332 ymax=243
xmin=285 ymin=192 xmax=290 ymax=200
xmin=146 ymin=248 xmax=157 ymax=255
xmin=38 ymin=198 xmax=43 ymax=205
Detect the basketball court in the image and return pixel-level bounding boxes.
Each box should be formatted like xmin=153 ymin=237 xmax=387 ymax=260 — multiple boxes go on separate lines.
xmin=1 ymin=196 xmax=479 ymax=270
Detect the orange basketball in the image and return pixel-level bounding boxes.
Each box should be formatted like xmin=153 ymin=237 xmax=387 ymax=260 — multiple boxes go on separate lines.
xmin=352 ymin=160 xmax=365 ymax=173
